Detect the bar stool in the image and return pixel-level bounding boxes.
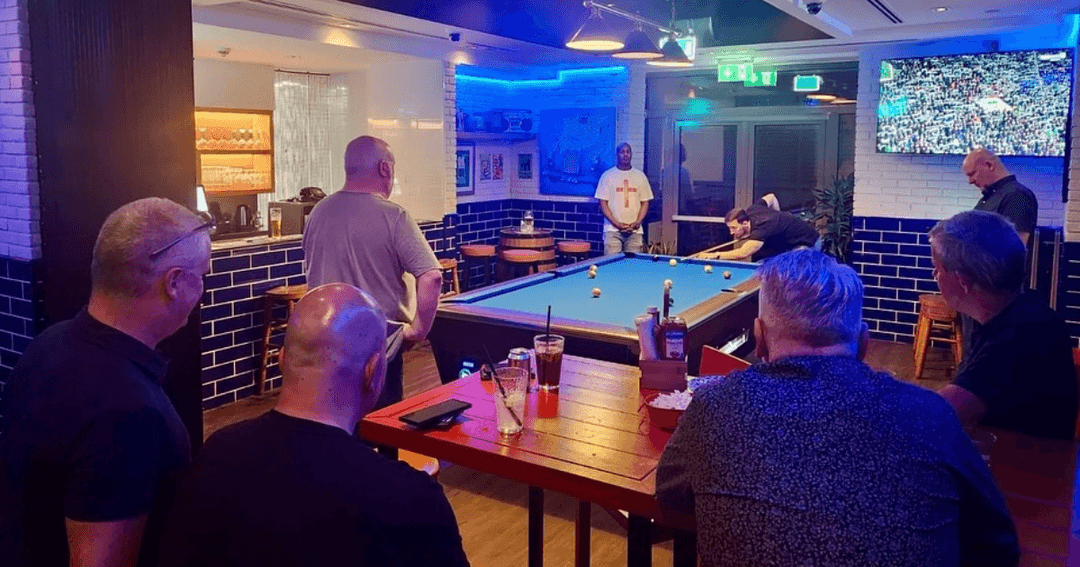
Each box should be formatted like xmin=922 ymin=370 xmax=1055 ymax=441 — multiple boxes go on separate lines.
xmin=460 ymin=244 xmax=496 ymax=291
xmin=257 ymin=284 xmax=308 ymax=395
xmin=557 ymin=240 xmax=591 ymax=265
xmin=438 ymin=258 xmax=460 ymax=298
xmin=500 ymin=249 xmax=543 ymax=281
xmin=913 ymin=294 xmax=963 ymax=380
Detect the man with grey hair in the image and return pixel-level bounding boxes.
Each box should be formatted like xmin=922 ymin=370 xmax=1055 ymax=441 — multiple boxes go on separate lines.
xmin=159 ymin=284 xmax=469 ymax=567
xmin=304 ymin=135 xmax=442 ymax=402
xmin=657 ymin=249 xmax=1018 ymax=566
xmin=0 ymin=198 xmax=211 ymax=567
xmin=932 ymin=210 xmax=1076 ymax=439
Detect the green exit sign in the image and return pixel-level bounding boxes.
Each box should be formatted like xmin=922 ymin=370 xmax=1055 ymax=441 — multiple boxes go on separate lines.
xmin=793 ymin=74 xmax=822 ymax=92
xmin=717 ymin=62 xmax=754 ymax=83
xmin=744 ymin=67 xmax=777 ymax=87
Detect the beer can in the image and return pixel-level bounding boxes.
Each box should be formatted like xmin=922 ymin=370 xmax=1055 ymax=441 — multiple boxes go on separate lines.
xmin=507 ymin=347 xmax=533 ymax=381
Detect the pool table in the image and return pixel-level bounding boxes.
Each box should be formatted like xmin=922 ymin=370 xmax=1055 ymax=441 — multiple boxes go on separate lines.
xmin=429 ymin=253 xmax=760 ymax=383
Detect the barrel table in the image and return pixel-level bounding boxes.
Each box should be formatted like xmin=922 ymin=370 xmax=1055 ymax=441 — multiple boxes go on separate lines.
xmin=498 ymin=228 xmax=556 ymax=280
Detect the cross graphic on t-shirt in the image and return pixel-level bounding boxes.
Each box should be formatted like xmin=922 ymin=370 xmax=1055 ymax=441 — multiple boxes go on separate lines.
xmin=615 ymin=179 xmax=637 ymax=208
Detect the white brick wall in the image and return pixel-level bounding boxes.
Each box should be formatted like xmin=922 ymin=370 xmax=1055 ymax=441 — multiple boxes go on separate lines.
xmin=1064 ymin=39 xmax=1080 ymax=241
xmin=443 ymin=61 xmax=457 ymax=215
xmin=453 ymin=65 xmax=647 ymax=205
xmin=0 ymin=0 xmax=38 ymax=260
xmin=855 ymin=42 xmax=1066 ymax=227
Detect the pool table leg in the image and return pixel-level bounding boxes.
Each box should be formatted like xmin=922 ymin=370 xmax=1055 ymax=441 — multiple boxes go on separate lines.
xmin=576 ymin=500 xmax=591 ymax=567
xmin=529 ymin=486 xmax=544 ymax=567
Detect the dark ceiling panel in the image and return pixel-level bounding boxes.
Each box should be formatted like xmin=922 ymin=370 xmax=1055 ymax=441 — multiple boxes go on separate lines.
xmin=342 ymin=0 xmax=830 ymax=49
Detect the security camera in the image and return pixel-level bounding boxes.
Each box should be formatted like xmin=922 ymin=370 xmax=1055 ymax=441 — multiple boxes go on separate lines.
xmin=449 ymin=32 xmax=461 ymax=42
xmin=803 ymin=0 xmax=823 ymax=15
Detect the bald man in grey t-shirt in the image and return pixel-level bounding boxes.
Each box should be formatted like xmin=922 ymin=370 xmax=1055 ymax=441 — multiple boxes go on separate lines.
xmin=304 ymin=136 xmax=442 ymax=408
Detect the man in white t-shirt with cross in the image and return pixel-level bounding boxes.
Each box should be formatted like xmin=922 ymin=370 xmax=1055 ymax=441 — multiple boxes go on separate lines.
xmin=594 ymin=142 xmax=653 ymax=254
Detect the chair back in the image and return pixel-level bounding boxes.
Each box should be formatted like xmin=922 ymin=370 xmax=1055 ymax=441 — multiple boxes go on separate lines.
xmin=700 ymin=345 xmax=751 ymax=376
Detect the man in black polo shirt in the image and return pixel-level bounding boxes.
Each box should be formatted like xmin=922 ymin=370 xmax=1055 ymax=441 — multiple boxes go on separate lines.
xmin=160 ymin=283 xmax=470 ymax=567
xmin=931 ymin=211 xmax=1076 ymax=440
xmin=0 ymin=198 xmax=212 ymax=567
xmin=702 ymin=193 xmax=819 ymax=262
xmin=962 ymin=148 xmax=1037 ymax=250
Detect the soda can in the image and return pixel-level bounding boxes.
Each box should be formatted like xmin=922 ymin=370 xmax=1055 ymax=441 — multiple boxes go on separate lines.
xmin=507 ymin=347 xmax=533 ymax=381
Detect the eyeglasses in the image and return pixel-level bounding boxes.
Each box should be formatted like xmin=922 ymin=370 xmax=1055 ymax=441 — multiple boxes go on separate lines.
xmin=149 ymin=221 xmax=215 ymax=261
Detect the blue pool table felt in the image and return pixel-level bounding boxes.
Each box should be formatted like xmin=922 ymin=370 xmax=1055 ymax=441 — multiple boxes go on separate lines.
xmin=453 ymin=254 xmax=758 ymax=329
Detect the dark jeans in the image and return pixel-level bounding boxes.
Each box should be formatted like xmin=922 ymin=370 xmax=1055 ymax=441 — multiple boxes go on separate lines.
xmin=373 ymin=349 xmax=404 ymax=411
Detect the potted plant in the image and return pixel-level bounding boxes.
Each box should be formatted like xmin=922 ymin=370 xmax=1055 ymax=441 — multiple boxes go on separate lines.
xmin=813 ymin=173 xmax=855 ymax=263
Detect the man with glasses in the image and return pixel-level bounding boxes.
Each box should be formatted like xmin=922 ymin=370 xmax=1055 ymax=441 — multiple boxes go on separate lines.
xmin=0 ymin=198 xmax=211 ymax=567
xmin=304 ymin=136 xmax=442 ymax=408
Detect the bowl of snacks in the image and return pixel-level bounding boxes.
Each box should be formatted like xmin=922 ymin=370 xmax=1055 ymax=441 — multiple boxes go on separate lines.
xmin=643 ymin=390 xmax=692 ymax=430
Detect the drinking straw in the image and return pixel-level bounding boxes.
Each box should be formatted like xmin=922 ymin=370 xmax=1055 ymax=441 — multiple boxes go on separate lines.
xmin=545 ymin=305 xmax=552 ymax=338
xmin=483 ymin=344 xmax=522 ymax=427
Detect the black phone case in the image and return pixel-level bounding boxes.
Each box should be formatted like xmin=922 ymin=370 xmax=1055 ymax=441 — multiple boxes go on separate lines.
xmin=399 ymin=399 xmax=472 ymax=429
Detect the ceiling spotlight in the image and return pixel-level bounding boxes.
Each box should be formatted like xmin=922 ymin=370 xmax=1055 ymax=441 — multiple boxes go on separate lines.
xmin=566 ymin=7 xmax=624 ymax=52
xmin=613 ymin=24 xmax=662 ymax=60
xmin=807 ymin=93 xmax=837 ymax=101
xmin=647 ymin=36 xmax=692 ymax=67
xmin=933 ymin=6 xmax=948 ymax=12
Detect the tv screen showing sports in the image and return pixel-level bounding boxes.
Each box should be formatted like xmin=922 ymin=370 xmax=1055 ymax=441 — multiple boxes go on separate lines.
xmin=876 ymin=48 xmax=1074 ymax=157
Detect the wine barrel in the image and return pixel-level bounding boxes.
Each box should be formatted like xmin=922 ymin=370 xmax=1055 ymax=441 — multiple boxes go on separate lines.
xmin=498 ymin=228 xmax=556 ymax=278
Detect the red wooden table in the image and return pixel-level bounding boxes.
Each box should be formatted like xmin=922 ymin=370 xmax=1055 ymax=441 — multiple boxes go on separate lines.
xmin=360 ymin=354 xmax=1080 ymax=567
xmin=360 ymin=355 xmax=690 ymax=567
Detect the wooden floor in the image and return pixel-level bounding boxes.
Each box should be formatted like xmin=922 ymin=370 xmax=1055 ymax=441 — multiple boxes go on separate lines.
xmin=203 ymin=339 xmax=957 ymax=567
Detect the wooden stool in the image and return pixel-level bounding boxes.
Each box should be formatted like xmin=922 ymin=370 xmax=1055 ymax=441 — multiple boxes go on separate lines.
xmin=500 ymin=249 xmax=543 ymax=281
xmin=257 ymin=284 xmax=308 ymax=395
xmin=438 ymin=258 xmax=460 ymax=298
xmin=460 ymin=244 xmax=496 ymax=291
xmin=557 ymin=240 xmax=591 ymax=265
xmin=913 ymin=294 xmax=963 ymax=380
xmin=399 ymin=450 xmax=440 ymax=478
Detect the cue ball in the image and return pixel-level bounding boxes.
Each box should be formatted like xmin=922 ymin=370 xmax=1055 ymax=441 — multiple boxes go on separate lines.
xmin=589 ymin=264 xmax=598 ymax=272
xmin=669 ymin=259 xmax=677 ymax=266
xmin=592 ymin=287 xmax=601 ymax=298
xmin=664 ymin=279 xmax=673 ymax=289
xmin=704 ymin=265 xmax=713 ymax=274
xmin=723 ymin=270 xmax=732 ymax=279
xmin=587 ymin=270 xmax=596 ymax=279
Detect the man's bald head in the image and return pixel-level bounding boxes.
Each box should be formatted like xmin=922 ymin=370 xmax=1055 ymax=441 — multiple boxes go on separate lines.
xmin=343 ymin=136 xmax=394 ymax=196
xmin=279 ymin=283 xmax=388 ymax=420
xmin=962 ymin=147 xmax=1010 ymax=189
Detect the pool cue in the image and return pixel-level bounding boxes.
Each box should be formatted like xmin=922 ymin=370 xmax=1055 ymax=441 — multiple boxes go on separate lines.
xmin=690 ymin=239 xmax=740 ymax=258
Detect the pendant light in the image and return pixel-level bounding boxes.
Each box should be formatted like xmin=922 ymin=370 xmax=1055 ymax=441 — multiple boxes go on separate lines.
xmin=613 ymin=23 xmax=662 ymax=60
xmin=646 ymin=0 xmax=692 ymax=67
xmin=566 ymin=7 xmax=624 ymax=52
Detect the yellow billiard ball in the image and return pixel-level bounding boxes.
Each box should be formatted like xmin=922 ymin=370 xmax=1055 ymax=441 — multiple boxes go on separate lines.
xmin=669 ymin=258 xmax=677 ymax=267
xmin=591 ymin=287 xmax=601 ymax=298
xmin=589 ymin=264 xmax=598 ymax=272
xmin=704 ymin=265 xmax=713 ymax=274
xmin=723 ymin=270 xmax=732 ymax=279
xmin=587 ymin=270 xmax=596 ymax=279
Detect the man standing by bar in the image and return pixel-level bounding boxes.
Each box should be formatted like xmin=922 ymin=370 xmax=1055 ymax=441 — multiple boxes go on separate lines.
xmin=304 ymin=135 xmax=442 ymax=407
xmin=0 ymin=198 xmax=212 ymax=567
xmin=962 ymin=147 xmax=1037 ymax=251
xmin=595 ymin=142 xmax=653 ymax=254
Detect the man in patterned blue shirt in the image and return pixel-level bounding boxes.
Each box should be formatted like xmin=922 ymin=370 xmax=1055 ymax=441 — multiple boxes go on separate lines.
xmin=656 ymin=249 xmax=1018 ymax=567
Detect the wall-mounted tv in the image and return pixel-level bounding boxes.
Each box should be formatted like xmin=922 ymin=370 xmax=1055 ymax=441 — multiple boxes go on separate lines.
xmin=876 ymin=48 xmax=1074 ymax=157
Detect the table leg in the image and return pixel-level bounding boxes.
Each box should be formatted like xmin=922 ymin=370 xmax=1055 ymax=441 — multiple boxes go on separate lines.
xmin=627 ymin=514 xmax=652 ymax=567
xmin=672 ymin=529 xmax=696 ymax=567
xmin=529 ymin=486 xmax=544 ymax=567
xmin=575 ymin=500 xmax=591 ymax=567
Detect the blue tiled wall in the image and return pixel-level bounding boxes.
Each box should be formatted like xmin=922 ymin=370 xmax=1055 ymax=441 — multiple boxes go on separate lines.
xmin=0 ymin=257 xmax=42 ymax=428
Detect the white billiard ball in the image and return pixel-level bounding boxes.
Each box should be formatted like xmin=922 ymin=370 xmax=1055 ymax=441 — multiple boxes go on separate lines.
xmin=591 ymin=287 xmax=602 ymax=298
xmin=723 ymin=270 xmax=733 ymax=279
xmin=704 ymin=265 xmax=713 ymax=274
xmin=587 ymin=270 xmax=596 ymax=279
xmin=663 ymin=279 xmax=673 ymax=289
xmin=589 ymin=264 xmax=598 ymax=272
xmin=669 ymin=258 xmax=677 ymax=267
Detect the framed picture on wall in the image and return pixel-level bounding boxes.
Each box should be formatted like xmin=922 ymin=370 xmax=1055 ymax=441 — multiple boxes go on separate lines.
xmin=492 ymin=154 xmax=503 ymax=180
xmin=479 ymin=153 xmax=491 ymax=181
xmin=518 ymin=153 xmax=532 ymax=179
xmin=456 ymin=142 xmax=475 ymax=196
